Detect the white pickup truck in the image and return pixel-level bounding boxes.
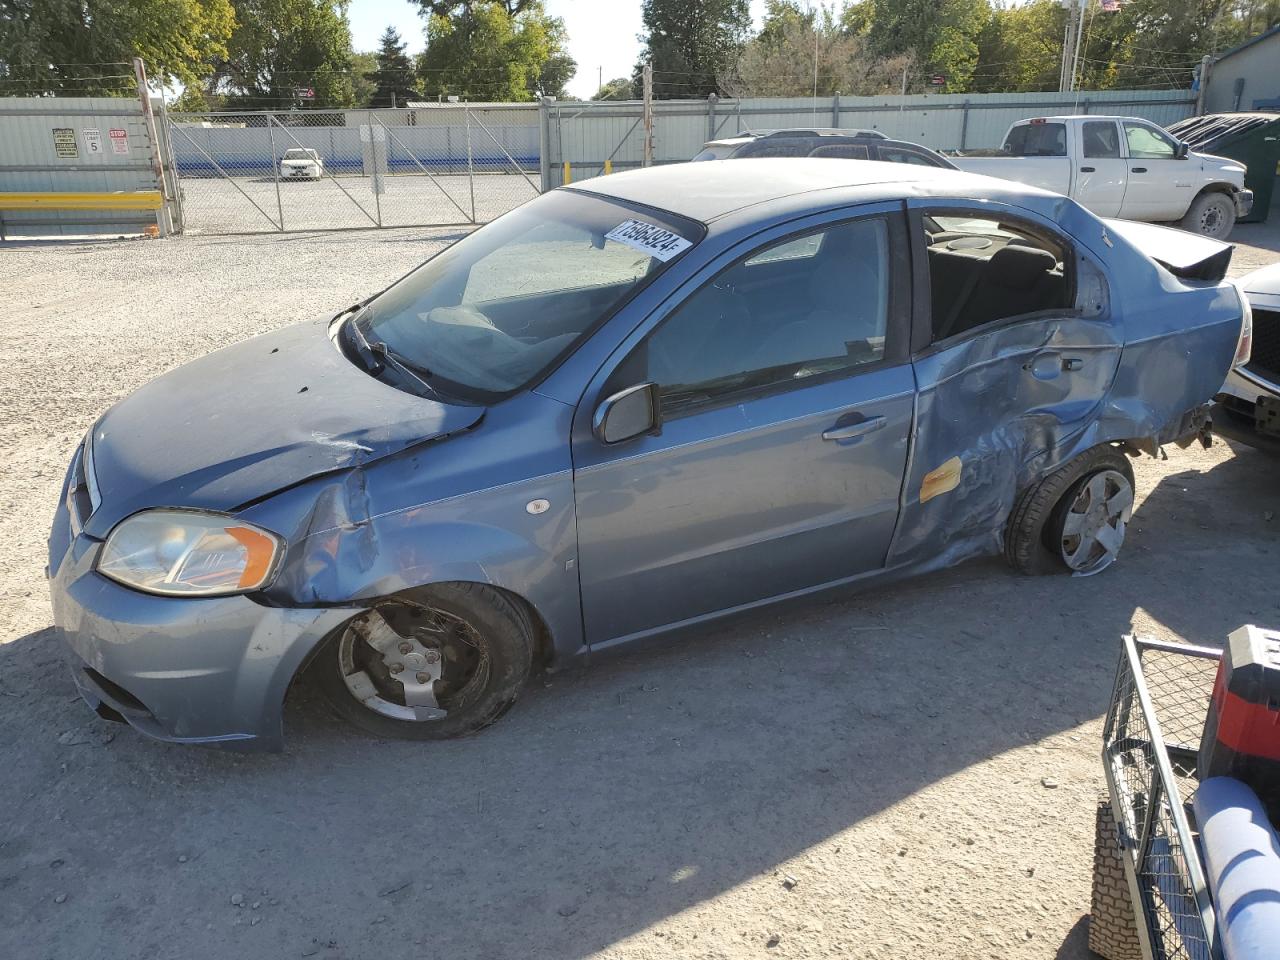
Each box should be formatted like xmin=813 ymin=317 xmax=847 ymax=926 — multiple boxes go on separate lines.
xmin=952 ymin=115 xmax=1253 ymax=239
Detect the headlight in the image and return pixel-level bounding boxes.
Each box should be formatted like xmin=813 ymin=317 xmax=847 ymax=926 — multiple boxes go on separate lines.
xmin=98 ymin=510 xmax=282 ymax=596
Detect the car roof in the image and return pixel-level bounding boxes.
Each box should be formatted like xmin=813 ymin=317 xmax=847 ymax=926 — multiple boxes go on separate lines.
xmin=567 ymin=157 xmax=1030 ymax=223
xmin=1017 ymin=115 xmax=1157 ymax=123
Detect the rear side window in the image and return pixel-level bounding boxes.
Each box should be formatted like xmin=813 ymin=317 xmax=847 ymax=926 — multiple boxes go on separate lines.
xmin=878 ymin=147 xmax=941 ymax=166
xmin=1082 ymin=121 xmax=1121 ymax=158
xmin=808 ymin=143 xmax=871 ymax=160
xmin=641 ymin=217 xmax=893 ymax=415
xmin=1003 ymin=122 xmax=1067 ymax=157
xmin=733 ymin=139 xmax=810 ymax=159
xmin=923 ymin=214 xmax=1073 ymax=342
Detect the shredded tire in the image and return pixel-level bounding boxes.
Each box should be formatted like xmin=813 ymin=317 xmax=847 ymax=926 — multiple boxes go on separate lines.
xmin=311 ymin=581 xmax=535 ymax=741
xmin=1004 ymin=445 xmax=1134 ymax=575
xmin=1089 ymin=801 xmax=1142 ymax=960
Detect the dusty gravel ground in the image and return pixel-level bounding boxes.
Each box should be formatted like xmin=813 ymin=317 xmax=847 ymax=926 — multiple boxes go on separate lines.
xmin=1 ymin=217 xmax=1278 ymax=960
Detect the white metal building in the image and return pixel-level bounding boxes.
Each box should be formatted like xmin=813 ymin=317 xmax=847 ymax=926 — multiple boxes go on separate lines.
xmin=1202 ymin=25 xmax=1280 ymax=113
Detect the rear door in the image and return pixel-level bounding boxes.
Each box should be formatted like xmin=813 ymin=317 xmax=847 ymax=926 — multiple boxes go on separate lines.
xmin=571 ymin=205 xmax=915 ymax=647
xmin=888 ymin=201 xmax=1123 ymax=566
xmin=1074 ymin=120 xmax=1128 ymax=216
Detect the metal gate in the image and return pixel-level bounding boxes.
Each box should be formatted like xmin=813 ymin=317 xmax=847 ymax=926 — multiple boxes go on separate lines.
xmin=168 ymin=104 xmax=541 ymax=235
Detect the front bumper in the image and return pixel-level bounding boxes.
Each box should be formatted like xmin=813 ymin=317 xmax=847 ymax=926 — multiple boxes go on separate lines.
xmin=1213 ymin=366 xmax=1280 ymax=455
xmin=1235 ymin=189 xmax=1255 ymax=218
xmin=49 ymin=527 xmax=358 ymax=751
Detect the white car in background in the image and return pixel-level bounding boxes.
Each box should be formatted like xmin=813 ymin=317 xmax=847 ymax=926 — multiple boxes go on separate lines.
xmin=280 ymin=148 xmax=323 ymax=181
xmin=1215 ymin=263 xmax=1280 ymax=455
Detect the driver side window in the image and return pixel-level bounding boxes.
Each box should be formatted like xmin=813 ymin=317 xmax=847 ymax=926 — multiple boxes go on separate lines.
xmin=641 ymin=217 xmax=893 ymax=416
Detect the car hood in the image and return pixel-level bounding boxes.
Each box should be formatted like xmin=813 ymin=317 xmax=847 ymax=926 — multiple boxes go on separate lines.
xmin=81 ymin=318 xmax=484 ymax=538
xmin=1192 ymin=152 xmax=1246 ymax=180
xmin=1239 ymin=262 xmax=1280 ymax=308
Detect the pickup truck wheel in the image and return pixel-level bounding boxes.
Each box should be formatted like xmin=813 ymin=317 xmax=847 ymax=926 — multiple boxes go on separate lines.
xmin=1005 ymin=446 xmax=1135 ymax=575
xmin=1089 ymin=801 xmax=1142 ymax=960
xmin=1181 ymin=191 xmax=1236 ymax=240
xmin=311 ymin=583 xmax=534 ymax=741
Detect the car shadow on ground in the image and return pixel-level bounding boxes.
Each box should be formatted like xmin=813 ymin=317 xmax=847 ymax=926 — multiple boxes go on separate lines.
xmin=1 ymin=446 xmax=1276 ymax=959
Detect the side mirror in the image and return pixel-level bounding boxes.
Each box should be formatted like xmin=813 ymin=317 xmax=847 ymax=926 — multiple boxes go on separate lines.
xmin=1175 ymin=141 xmax=1190 ymax=159
xmin=593 ymin=382 xmax=661 ymax=444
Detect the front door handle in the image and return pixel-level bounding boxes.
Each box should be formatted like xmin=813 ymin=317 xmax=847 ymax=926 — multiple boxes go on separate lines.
xmin=1062 ymin=357 xmax=1084 ymax=372
xmin=1080 ymin=166 xmax=1096 ymax=173
xmin=822 ymin=415 xmax=885 ymax=442
xmin=1131 ymin=166 xmax=1147 ymax=173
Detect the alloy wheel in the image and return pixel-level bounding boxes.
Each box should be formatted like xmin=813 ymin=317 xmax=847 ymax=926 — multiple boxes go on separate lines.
xmin=1057 ymin=469 xmax=1134 ymax=576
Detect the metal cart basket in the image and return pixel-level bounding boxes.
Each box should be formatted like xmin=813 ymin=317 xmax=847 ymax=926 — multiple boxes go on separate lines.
xmin=1095 ymin=635 xmax=1224 ymax=960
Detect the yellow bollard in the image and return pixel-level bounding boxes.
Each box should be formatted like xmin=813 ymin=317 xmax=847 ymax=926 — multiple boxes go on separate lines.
xmin=563 ymin=161 xmax=572 ymax=184
xmin=604 ymin=159 xmax=613 ymax=176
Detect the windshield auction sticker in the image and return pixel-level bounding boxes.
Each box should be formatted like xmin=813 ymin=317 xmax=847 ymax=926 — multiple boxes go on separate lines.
xmin=605 ymin=219 xmax=691 ymax=262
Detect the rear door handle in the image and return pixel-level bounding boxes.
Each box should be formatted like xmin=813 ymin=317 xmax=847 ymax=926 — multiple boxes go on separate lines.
xmin=1080 ymin=166 xmax=1096 ymax=173
xmin=1131 ymin=166 xmax=1147 ymax=173
xmin=822 ymin=415 xmax=885 ymax=442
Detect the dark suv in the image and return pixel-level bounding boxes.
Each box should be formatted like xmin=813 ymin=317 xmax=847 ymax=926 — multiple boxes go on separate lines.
xmin=711 ymin=130 xmax=956 ymax=169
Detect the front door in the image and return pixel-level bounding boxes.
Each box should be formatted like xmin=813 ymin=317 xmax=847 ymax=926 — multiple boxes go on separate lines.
xmin=571 ymin=210 xmax=915 ymax=647
xmin=1119 ymin=120 xmax=1195 ymax=221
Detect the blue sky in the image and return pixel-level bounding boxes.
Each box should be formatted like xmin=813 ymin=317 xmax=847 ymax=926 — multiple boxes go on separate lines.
xmin=346 ymin=0 xmax=773 ymax=99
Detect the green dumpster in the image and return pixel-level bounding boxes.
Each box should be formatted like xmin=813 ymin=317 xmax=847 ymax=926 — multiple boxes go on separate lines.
xmin=1167 ymin=113 xmax=1280 ymax=223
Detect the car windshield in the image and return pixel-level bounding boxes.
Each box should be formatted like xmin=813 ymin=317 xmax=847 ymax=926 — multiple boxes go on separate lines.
xmin=354 ymin=190 xmax=699 ymax=402
xmin=283 ymin=149 xmax=313 ymax=160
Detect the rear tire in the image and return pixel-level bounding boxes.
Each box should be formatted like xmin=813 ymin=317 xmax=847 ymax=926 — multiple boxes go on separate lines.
xmin=1005 ymin=446 xmax=1135 ymax=575
xmin=312 ymin=582 xmax=534 ymax=741
xmin=1089 ymin=801 xmax=1142 ymax=960
xmin=1180 ymin=191 xmax=1236 ymax=240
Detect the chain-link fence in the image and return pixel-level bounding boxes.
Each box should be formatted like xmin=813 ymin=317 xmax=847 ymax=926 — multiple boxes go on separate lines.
xmin=1102 ymin=635 xmax=1221 ymax=960
xmin=168 ymin=104 xmax=541 ymax=235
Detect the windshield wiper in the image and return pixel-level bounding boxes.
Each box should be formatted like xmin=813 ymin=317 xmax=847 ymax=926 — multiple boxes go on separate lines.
xmin=345 ymin=313 xmax=440 ymax=394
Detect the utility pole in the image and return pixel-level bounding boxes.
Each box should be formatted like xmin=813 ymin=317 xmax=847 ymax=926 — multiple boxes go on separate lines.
xmin=1069 ymin=0 xmax=1088 ymax=93
xmin=642 ymin=64 xmax=654 ymax=167
xmin=1059 ymin=0 xmax=1083 ymax=93
xmin=598 ymin=65 xmax=602 ymax=97
xmin=1194 ymin=54 xmax=1213 ymax=115
xmin=133 ymin=57 xmax=171 ymax=236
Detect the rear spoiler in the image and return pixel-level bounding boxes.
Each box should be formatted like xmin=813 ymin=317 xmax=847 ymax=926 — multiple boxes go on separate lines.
xmin=1102 ymin=218 xmax=1232 ymax=282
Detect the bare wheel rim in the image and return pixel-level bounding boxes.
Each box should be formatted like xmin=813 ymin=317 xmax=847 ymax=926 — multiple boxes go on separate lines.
xmin=338 ymin=599 xmax=489 ymax=722
xmin=1058 ymin=469 xmax=1133 ymax=576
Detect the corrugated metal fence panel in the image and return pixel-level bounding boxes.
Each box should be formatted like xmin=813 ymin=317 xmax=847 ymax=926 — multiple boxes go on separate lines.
xmin=546 ymin=88 xmax=1196 ymax=185
xmin=0 ymin=95 xmax=160 ymax=237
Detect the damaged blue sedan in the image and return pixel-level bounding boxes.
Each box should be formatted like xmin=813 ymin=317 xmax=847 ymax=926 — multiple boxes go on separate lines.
xmin=49 ymin=160 xmax=1250 ymax=750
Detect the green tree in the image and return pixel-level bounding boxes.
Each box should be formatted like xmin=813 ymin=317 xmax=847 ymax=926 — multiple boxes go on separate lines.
xmin=866 ymin=0 xmax=990 ymax=92
xmin=635 ymin=0 xmax=752 ymax=98
xmin=364 ymin=26 xmax=419 ymax=106
xmin=214 ymin=0 xmax=357 ymax=109
xmin=971 ymin=0 xmax=1065 ymax=93
xmin=416 ymin=0 xmax=573 ymax=101
xmin=349 ymin=49 xmax=378 ymax=105
xmin=0 ymin=0 xmax=235 ymax=95
xmin=723 ymin=0 xmax=911 ymax=96
xmin=592 ymin=76 xmax=634 ymax=100
xmin=416 ymin=0 xmax=536 ymax=15
xmin=1075 ymin=0 xmax=1248 ymax=91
